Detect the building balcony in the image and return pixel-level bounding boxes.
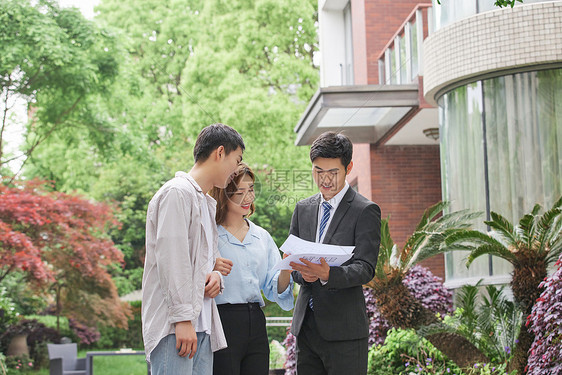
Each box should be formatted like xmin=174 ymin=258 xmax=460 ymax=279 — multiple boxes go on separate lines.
xmin=377 ymin=4 xmax=432 ymax=85
xmin=295 ymin=2 xmax=438 ymax=147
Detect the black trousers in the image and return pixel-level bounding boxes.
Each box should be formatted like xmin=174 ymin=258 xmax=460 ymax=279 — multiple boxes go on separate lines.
xmin=213 ymin=303 xmax=269 ymax=375
xmin=296 ymin=306 xmax=368 ymax=375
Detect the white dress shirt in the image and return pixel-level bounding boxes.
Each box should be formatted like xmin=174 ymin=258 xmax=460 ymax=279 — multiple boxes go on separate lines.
xmin=316 ymin=182 xmax=350 ymax=243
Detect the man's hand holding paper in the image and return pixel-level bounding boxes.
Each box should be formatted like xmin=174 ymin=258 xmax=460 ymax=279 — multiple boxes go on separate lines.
xmin=290 ymin=257 xmax=330 ymax=282
xmin=272 ymin=235 xmax=354 ymax=275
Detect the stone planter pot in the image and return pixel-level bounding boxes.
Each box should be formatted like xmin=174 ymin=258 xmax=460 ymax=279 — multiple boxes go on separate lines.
xmin=268 ymin=369 xmax=285 ymax=375
xmin=7 ymin=334 xmax=29 ymax=357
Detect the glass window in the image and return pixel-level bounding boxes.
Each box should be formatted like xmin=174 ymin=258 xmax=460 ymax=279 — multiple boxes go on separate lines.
xmin=478 ymin=0 xmax=549 ymax=15
xmin=343 ymin=2 xmax=354 ymax=85
xmin=439 ymin=81 xmax=490 ymax=281
xmin=433 ymin=0 xmax=476 ymax=30
xmin=477 ymin=0 xmax=496 ymax=13
xmin=390 ymin=46 xmax=397 ymax=84
xmin=399 ymin=35 xmax=408 ymax=84
xmin=439 ymin=68 xmax=562 ymax=283
xmin=410 ymin=20 xmax=419 ymax=80
xmin=434 ymin=0 xmax=554 ymax=31
xmin=456 ymin=0 xmax=477 ymax=25
xmin=484 ymin=70 xmax=562 ymax=225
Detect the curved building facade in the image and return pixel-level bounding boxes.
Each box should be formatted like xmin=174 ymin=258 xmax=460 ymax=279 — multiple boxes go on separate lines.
xmin=424 ymin=1 xmax=562 ymax=286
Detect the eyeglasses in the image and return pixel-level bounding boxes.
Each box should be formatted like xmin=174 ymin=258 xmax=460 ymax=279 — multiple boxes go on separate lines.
xmin=314 ymin=170 xmax=339 ymax=178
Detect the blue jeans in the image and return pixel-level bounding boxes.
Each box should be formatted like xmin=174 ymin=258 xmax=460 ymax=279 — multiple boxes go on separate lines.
xmin=151 ymin=333 xmax=212 ymax=375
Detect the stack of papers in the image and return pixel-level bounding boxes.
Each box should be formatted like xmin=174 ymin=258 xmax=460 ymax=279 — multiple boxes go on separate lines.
xmin=272 ymin=235 xmax=355 ymax=271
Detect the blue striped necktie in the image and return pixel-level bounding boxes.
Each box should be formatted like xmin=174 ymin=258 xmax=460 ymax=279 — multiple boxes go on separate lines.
xmin=309 ymin=201 xmax=332 ymax=311
xmin=318 ymin=201 xmax=332 ymax=242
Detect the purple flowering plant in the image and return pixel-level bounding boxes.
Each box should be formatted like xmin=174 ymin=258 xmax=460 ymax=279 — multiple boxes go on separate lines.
xmin=281 ymin=328 xmax=296 ymax=375
xmin=68 ymin=318 xmax=100 ymax=345
xmin=526 ymin=255 xmax=562 ymax=375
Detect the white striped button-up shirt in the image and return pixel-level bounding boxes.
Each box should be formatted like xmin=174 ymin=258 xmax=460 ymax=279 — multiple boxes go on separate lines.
xmin=142 ymin=172 xmax=227 ymax=362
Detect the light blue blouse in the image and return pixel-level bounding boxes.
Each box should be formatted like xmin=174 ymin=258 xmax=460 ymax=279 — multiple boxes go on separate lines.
xmin=215 ymin=220 xmax=294 ymax=311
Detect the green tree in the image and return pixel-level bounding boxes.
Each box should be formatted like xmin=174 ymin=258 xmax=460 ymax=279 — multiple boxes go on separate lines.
xmin=0 ymin=0 xmax=120 ymax=175
xmin=25 ymin=0 xmax=319 ymax=280
xmin=92 ymin=0 xmax=318 ymax=171
xmin=445 ymin=197 xmax=562 ymax=374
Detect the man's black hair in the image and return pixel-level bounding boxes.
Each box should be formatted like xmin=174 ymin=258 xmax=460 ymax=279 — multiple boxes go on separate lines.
xmin=310 ymin=132 xmax=353 ymax=169
xmin=193 ymin=123 xmax=245 ymax=163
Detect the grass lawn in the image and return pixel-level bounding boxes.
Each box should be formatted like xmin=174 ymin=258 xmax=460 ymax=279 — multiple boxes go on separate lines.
xmin=29 ymin=346 xmax=286 ymax=373
xmin=28 ymin=345 xmax=288 ymax=373
xmin=30 ymin=349 xmax=148 ymax=375
xmin=86 ymin=353 xmax=148 ymax=375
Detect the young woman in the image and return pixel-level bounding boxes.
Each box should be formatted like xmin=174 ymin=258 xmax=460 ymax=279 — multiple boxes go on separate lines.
xmin=210 ymin=163 xmax=293 ymax=375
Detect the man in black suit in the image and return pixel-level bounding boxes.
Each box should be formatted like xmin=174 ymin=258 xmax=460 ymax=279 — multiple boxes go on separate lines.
xmin=289 ymin=132 xmax=381 ymax=375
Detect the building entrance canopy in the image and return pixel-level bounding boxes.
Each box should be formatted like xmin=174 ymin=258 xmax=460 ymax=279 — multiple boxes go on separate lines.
xmin=294 ymin=84 xmax=435 ymax=146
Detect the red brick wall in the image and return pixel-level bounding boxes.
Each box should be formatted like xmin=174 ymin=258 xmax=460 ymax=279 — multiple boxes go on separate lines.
xmin=347 ymin=143 xmax=372 ymax=198
xmin=365 ymin=0 xmax=431 ymax=84
xmin=370 ymin=144 xmax=445 ymax=279
xmin=351 ymin=0 xmax=368 ymax=85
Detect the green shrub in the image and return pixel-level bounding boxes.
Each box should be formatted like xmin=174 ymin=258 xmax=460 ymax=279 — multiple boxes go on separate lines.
xmin=0 ymin=288 xmax=18 ymax=333
xmin=24 ymin=303 xmax=142 ymax=350
xmin=4 ymin=354 xmax=34 ymax=374
xmin=0 ymin=352 xmax=7 ymax=375
xmin=269 ymin=340 xmax=286 ymax=369
xmin=1 ymin=273 xmax=47 ymax=316
xmin=24 ymin=315 xmax=73 ymax=339
xmin=111 ymin=267 xmax=143 ymax=296
xmin=448 ymin=284 xmax=521 ymax=364
xmin=418 ymin=283 xmax=521 ymax=371
xmin=94 ymin=301 xmax=143 ymax=350
xmin=463 ymin=363 xmax=512 ymax=375
xmin=368 ymin=328 xmax=515 ymax=375
xmin=368 ymin=328 xmax=462 ymax=375
xmin=0 ymin=318 xmax=62 ymax=370
xmin=262 ymin=298 xmax=292 ymax=344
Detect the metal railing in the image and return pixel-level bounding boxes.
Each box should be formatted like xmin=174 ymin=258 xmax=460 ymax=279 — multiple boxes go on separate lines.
xmin=378 ymin=4 xmax=433 ymax=85
xmin=266 ymin=317 xmax=292 ymax=327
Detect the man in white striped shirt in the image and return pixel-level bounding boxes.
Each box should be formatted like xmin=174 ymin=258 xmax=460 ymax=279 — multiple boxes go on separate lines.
xmin=142 ymin=123 xmax=244 ymax=375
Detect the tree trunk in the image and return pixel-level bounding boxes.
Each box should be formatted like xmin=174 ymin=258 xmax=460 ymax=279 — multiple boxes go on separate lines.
xmin=56 ymin=283 xmax=62 ymax=332
xmin=511 ymin=255 xmax=546 ymax=313
xmin=509 ymin=255 xmax=547 ymax=374
xmin=373 ymin=280 xmax=488 ymax=368
xmin=426 ymin=332 xmax=489 ymax=368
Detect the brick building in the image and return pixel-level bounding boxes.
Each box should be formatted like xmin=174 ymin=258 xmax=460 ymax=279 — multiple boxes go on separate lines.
xmin=294 ymin=0 xmax=562 ymax=287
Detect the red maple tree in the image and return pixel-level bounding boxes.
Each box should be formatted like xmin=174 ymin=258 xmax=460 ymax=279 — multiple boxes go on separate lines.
xmin=0 ymin=179 xmax=130 ymax=328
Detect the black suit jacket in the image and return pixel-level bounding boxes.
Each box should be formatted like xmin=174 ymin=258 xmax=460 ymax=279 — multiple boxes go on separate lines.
xmin=290 ymin=188 xmax=381 ymax=341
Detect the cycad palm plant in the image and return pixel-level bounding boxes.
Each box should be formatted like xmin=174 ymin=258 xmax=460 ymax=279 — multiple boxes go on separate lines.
xmin=445 ymin=197 xmax=562 ymax=373
xmin=420 ymin=283 xmax=523 ymax=365
xmin=366 ymin=202 xmax=488 ymax=367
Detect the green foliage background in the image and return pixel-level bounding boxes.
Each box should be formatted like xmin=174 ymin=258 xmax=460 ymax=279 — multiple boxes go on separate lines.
xmin=13 ymin=0 xmax=319 ymax=294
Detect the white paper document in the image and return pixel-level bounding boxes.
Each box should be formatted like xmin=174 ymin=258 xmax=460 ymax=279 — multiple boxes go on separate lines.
xmin=272 ymin=235 xmax=355 ymax=271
